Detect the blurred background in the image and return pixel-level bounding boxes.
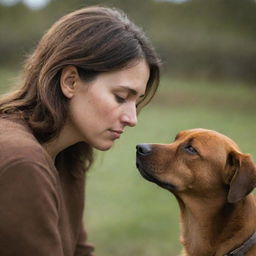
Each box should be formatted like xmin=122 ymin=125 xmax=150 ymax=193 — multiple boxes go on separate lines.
xmin=0 ymin=0 xmax=256 ymax=255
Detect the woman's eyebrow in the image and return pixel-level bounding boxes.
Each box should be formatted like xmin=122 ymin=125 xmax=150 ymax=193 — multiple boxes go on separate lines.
xmin=119 ymin=86 xmax=145 ymax=98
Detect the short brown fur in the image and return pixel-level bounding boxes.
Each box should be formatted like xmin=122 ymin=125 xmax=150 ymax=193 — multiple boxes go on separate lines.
xmin=136 ymin=129 xmax=256 ymax=256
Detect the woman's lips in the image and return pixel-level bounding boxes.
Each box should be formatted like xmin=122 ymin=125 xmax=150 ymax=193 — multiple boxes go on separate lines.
xmin=108 ymin=129 xmax=123 ymax=139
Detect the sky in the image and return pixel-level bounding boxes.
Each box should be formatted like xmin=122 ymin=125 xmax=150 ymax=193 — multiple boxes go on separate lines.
xmin=0 ymin=0 xmax=50 ymax=9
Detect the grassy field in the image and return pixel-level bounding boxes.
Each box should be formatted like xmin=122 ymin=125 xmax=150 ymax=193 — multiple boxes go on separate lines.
xmin=1 ymin=71 xmax=256 ymax=255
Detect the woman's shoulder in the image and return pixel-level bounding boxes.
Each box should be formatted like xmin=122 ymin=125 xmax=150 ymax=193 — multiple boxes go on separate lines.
xmin=0 ymin=117 xmax=51 ymax=171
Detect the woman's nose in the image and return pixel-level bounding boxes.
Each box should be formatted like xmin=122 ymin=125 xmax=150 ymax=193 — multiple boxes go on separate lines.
xmin=121 ymin=105 xmax=137 ymax=127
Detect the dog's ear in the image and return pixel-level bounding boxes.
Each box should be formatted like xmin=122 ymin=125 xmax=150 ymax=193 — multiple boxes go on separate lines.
xmin=226 ymin=150 xmax=256 ymax=203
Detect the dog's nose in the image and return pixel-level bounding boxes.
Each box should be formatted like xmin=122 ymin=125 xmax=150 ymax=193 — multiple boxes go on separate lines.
xmin=136 ymin=144 xmax=152 ymax=156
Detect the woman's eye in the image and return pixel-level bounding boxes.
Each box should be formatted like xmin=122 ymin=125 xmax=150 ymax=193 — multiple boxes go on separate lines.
xmin=115 ymin=95 xmax=126 ymax=103
xmin=184 ymin=145 xmax=198 ymax=155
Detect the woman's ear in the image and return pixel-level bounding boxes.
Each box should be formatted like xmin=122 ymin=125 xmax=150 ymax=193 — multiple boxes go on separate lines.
xmin=60 ymin=66 xmax=79 ymax=98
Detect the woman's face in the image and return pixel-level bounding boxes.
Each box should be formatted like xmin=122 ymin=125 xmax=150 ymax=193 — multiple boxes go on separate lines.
xmin=64 ymin=59 xmax=150 ymax=151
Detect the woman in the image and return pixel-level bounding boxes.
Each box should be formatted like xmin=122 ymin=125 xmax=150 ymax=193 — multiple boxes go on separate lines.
xmin=0 ymin=6 xmax=160 ymax=256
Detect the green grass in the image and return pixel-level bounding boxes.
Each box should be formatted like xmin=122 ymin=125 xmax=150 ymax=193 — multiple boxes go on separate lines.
xmin=0 ymin=71 xmax=255 ymax=255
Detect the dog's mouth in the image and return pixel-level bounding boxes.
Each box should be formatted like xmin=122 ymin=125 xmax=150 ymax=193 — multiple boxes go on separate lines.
xmin=136 ymin=159 xmax=176 ymax=191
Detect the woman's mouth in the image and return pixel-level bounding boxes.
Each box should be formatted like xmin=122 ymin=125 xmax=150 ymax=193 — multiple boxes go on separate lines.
xmin=108 ymin=129 xmax=123 ymax=139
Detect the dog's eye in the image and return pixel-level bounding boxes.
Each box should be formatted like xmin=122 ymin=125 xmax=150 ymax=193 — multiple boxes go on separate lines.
xmin=184 ymin=145 xmax=198 ymax=155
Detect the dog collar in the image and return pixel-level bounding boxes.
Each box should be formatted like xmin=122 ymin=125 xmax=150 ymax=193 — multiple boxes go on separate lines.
xmin=224 ymin=231 xmax=256 ymax=256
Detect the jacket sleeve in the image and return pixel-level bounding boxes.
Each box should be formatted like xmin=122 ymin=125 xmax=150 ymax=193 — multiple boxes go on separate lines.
xmin=0 ymin=160 xmax=64 ymax=256
xmin=74 ymin=223 xmax=95 ymax=256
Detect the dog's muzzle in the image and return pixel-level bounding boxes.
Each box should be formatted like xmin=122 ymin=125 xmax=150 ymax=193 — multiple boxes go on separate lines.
xmin=136 ymin=144 xmax=176 ymax=191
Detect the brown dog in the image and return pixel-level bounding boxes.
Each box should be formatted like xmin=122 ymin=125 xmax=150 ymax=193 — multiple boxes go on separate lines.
xmin=136 ymin=129 xmax=256 ymax=256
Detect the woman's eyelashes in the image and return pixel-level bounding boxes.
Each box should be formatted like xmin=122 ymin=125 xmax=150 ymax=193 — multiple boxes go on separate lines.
xmin=115 ymin=94 xmax=126 ymax=103
xmin=114 ymin=93 xmax=140 ymax=107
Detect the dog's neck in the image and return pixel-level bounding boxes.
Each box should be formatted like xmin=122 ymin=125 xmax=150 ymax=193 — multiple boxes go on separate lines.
xmin=176 ymin=193 xmax=256 ymax=256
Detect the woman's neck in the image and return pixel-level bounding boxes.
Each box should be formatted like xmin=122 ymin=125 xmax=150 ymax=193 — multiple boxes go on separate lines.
xmin=42 ymin=122 xmax=81 ymax=160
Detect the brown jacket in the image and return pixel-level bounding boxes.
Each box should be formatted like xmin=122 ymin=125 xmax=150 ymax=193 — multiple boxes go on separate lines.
xmin=0 ymin=118 xmax=94 ymax=256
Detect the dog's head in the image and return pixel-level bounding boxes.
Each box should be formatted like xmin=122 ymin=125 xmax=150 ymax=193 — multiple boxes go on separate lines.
xmin=136 ymin=129 xmax=256 ymax=203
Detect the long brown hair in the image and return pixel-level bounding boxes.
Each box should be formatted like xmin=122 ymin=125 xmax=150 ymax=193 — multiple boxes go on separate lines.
xmin=0 ymin=6 xmax=161 ymax=174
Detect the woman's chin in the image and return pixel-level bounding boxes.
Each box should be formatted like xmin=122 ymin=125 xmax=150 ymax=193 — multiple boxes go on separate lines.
xmin=94 ymin=141 xmax=114 ymax=151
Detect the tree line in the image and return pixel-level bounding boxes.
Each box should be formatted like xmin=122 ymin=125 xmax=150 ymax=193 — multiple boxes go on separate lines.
xmin=1 ymin=0 xmax=256 ymax=83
